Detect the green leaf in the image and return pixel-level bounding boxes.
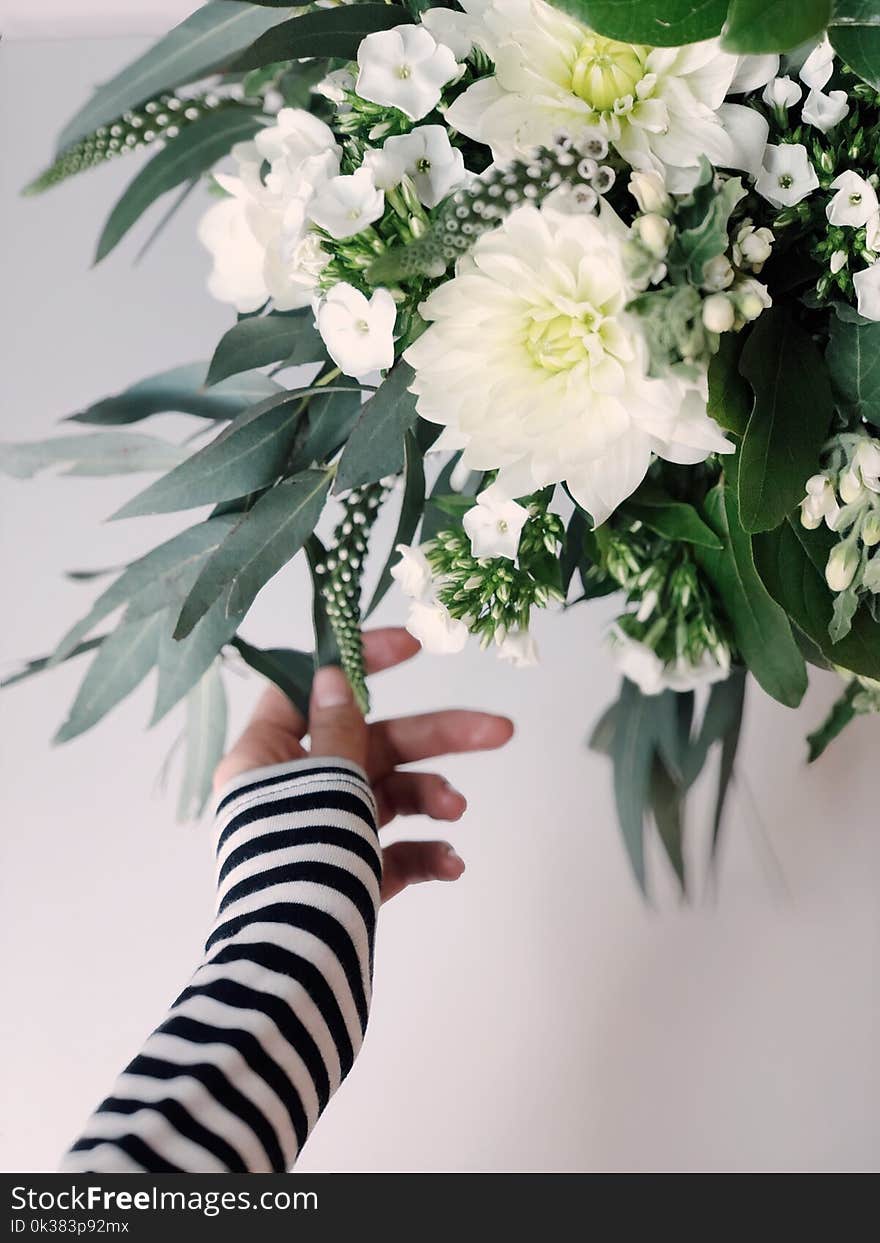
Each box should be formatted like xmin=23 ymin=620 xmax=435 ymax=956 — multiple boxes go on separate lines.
xmin=649 ymin=758 xmax=686 ymax=893
xmin=206 ymin=310 xmax=327 ymax=386
xmin=95 ymin=107 xmax=263 ymax=262
xmin=696 ymin=486 xmax=807 ymax=707
xmin=175 ymin=469 xmax=331 ymax=638
xmin=152 ymin=592 xmax=244 ymax=723
xmin=177 ymin=661 xmax=228 ymax=822
xmin=737 ymin=307 xmax=833 ymax=533
xmin=830 ymin=1 xmax=880 ymax=90
xmin=668 ymin=176 xmax=746 ymax=285
xmin=609 ymin=680 xmax=669 ymax=891
xmin=722 ymin=0 xmax=831 ymax=53
xmin=710 ymin=668 xmax=746 ymax=860
xmin=231 ymin=637 xmax=313 ymax=717
xmin=57 ymin=2 xmax=295 ymax=151
xmin=68 ymin=362 xmax=282 ymax=426
xmin=623 ymin=488 xmax=723 ymax=550
xmin=299 ymin=386 xmax=365 ymax=466
xmin=0 ymin=432 xmax=186 ymax=479
xmin=806 ymin=681 xmax=860 ymax=762
xmin=707 ymin=333 xmax=752 ymax=437
xmin=543 ymin=0 xmax=727 ymax=45
xmin=55 ymin=609 xmax=168 ymax=742
xmin=232 ymin=5 xmax=408 ymax=70
xmin=753 ymin=519 xmax=880 ymax=679
xmin=51 ymin=516 xmax=238 ymax=666
xmin=420 ymin=455 xmax=481 ymax=546
xmin=1 ymin=637 xmax=105 ymax=689
xmin=829 ymin=584 xmax=860 ymax=643
xmin=367 ymin=429 xmax=426 ymax=617
xmin=826 ymin=313 xmax=880 ymax=428
xmin=335 ymin=363 xmax=418 ymax=493
xmin=306 ymin=535 xmax=342 ymax=669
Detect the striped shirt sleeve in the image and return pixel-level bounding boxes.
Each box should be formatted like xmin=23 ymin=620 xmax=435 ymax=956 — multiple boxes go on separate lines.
xmin=60 ymin=757 xmax=381 ymax=1174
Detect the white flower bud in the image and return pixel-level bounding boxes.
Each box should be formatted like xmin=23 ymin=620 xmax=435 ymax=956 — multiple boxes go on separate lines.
xmin=737 ymin=224 xmax=774 ymax=268
xmin=862 ymin=512 xmax=880 ymax=547
xmin=801 ymin=474 xmax=840 ymax=530
xmin=732 ymin=277 xmax=772 ymax=322
xmin=762 ymin=76 xmax=803 ymax=110
xmin=633 ymin=212 xmax=672 ymax=258
xmin=702 ymin=254 xmax=735 ymax=291
xmin=825 ymin=543 xmax=859 ymax=592
xmin=629 ymin=170 xmax=670 ymax=215
xmin=830 ymin=249 xmax=848 ymax=274
xmin=853 ymin=438 xmax=880 ymax=491
xmin=839 ymin=467 xmax=865 ymax=505
xmin=702 ymin=293 xmax=735 ymax=333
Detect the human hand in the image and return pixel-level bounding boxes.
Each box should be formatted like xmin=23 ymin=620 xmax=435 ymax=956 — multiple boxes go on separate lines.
xmin=213 ymin=628 xmax=514 ymax=903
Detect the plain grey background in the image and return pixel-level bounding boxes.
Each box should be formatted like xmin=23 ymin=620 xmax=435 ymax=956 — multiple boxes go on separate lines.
xmin=2 ymin=20 xmax=879 ymax=1173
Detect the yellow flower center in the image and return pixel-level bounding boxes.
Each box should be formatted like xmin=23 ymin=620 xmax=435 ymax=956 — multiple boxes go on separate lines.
xmin=570 ymin=35 xmax=648 ymax=112
xmin=525 ymin=309 xmax=599 ymax=372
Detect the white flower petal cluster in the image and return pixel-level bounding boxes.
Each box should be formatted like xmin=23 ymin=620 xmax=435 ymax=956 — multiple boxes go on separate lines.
xmin=497 ymin=629 xmax=539 ymax=667
xmin=198 ymin=110 xmax=340 ymax=313
xmin=444 ymin=0 xmax=769 ymax=191
xmin=609 ymin=628 xmax=731 ymax=695
xmin=363 ymin=125 xmax=467 ymax=207
xmin=800 ymin=474 xmax=840 ymax=531
xmin=391 ymin=545 xmax=468 ymax=653
xmin=405 ymin=204 xmax=734 ymax=525
xmin=315 ymin=283 xmax=396 ymax=380
xmin=462 ymin=484 xmax=529 ymax=560
xmin=356 ymin=24 xmax=461 ymax=121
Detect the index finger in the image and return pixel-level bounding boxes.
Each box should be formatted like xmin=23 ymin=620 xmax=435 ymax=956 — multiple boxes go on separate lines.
xmin=368 ymin=709 xmax=514 ymax=775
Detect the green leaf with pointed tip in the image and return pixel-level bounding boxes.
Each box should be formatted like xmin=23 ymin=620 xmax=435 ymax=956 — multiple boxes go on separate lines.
xmin=826 ymin=312 xmax=880 ymax=428
xmin=806 ymin=681 xmax=860 ymax=763
xmin=176 ymin=470 xmax=331 ymax=638
xmin=707 ymin=333 xmax=752 ymax=437
xmin=830 ymin=1 xmax=880 ymax=90
xmin=55 ymin=609 xmax=168 ymax=742
xmin=298 ymin=386 xmax=366 ymax=467
xmin=668 ymin=176 xmax=746 ymax=286
xmin=177 ymin=661 xmax=228 ymax=822
xmin=738 ymin=307 xmax=833 ymax=533
xmin=232 ymin=5 xmax=408 ymax=71
xmin=649 ymin=757 xmax=686 ymax=893
xmin=231 ymin=637 xmax=313 ymax=716
xmin=2 ymin=638 xmax=106 ymax=690
xmin=206 ymin=311 xmax=327 ymax=386
xmin=722 ymin=0 xmax=831 ymax=53
xmin=57 ymin=1 xmax=295 ymax=152
xmin=335 ymin=363 xmax=418 ymax=493
xmin=96 ymin=107 xmax=263 ymax=262
xmin=366 ymin=429 xmax=426 ymax=617
xmin=710 ymin=668 xmax=746 ymax=860
xmin=68 ymin=363 xmax=283 ymax=426
xmin=152 ymin=592 xmax=244 ymax=724
xmin=543 ymin=0 xmax=727 ymax=44
xmin=0 ymin=432 xmax=187 ymax=479
xmin=623 ymin=490 xmax=723 ymax=550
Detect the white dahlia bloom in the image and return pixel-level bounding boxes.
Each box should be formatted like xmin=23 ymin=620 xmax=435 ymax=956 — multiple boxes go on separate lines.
xmin=405 ymin=204 xmax=733 ymax=524
xmin=444 ymin=0 xmax=768 ymax=191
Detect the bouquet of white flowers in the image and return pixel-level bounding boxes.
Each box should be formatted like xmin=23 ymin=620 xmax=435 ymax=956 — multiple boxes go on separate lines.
xmin=8 ymin=0 xmax=880 ymax=892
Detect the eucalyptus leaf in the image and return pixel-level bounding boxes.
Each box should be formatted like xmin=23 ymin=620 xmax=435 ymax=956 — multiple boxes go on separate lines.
xmin=420 ymin=454 xmax=481 ymax=546
xmin=299 ymin=386 xmax=366 ymax=466
xmin=738 ymin=307 xmax=833 ymax=533
xmin=232 ymin=5 xmax=408 ymax=71
xmin=68 ymin=362 xmax=283 ymax=426
xmin=96 ymin=107 xmax=264 ymax=262
xmin=366 ymin=429 xmax=426 ymax=617
xmin=206 ymin=310 xmax=327 ymax=386
xmin=0 ymin=432 xmax=187 ymax=479
xmin=335 ymin=363 xmax=418 ymax=493
xmin=722 ymin=0 xmax=831 ymax=53
xmin=152 ymin=592 xmax=244 ymax=723
xmin=1 ymin=638 xmax=105 ymax=690
xmin=57 ymin=2 xmax=295 ymax=151
xmin=710 ymin=668 xmax=746 ymax=860
xmin=543 ymin=0 xmax=727 ymax=44
xmin=610 ymin=679 xmax=663 ymax=892
xmin=649 ymin=758 xmax=686 ymax=893
xmin=806 ymin=681 xmax=860 ymax=762
xmin=707 ymin=333 xmax=752 ymax=437
xmin=830 ymin=1 xmax=880 ymax=90
xmin=177 ymin=661 xmax=228 ymax=822
xmin=232 ymin=636 xmax=313 ymax=716
xmin=175 ymin=470 xmax=331 ymax=638
xmin=826 ymin=313 xmax=880 ymax=428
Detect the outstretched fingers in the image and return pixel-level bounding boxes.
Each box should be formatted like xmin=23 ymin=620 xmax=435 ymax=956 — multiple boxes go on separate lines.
xmin=381 ymin=840 xmax=466 ymax=904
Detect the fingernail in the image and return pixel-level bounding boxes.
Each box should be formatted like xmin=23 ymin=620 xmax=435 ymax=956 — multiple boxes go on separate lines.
xmin=312 ymin=665 xmax=353 ymax=709
xmin=443 ymin=843 xmax=465 ymax=875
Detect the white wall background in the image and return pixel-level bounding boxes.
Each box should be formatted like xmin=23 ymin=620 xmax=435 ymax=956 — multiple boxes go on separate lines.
xmin=1 ymin=26 xmax=879 ymax=1175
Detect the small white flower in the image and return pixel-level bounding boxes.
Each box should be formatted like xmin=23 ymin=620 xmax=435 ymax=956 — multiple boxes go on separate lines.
xmin=827 ymin=170 xmax=879 ymax=229
xmin=420 ymin=6 xmax=478 ymax=60
xmin=356 ymin=24 xmax=460 ymax=121
xmin=830 ymin=249 xmax=848 ymax=274
xmin=308 ymin=168 xmax=384 ymax=239
xmin=702 ymin=293 xmax=735 ymax=333
xmin=391 ymin=543 xmax=434 ymax=599
xmin=802 ymin=87 xmax=849 ymax=133
xmin=315 ymin=68 xmax=356 ymax=109
xmin=363 ymin=125 xmax=467 ymax=208
xmin=825 ymin=542 xmax=859 ymax=592
xmin=405 ymin=599 xmax=468 ymax=653
xmin=462 ymin=485 xmax=529 ymax=561
xmin=497 ymin=630 xmax=539 ymax=668
xmin=762 ymin=76 xmax=802 ymax=109
xmin=632 ymin=213 xmax=672 ymax=259
xmin=629 ymin=170 xmax=670 ymax=215
xmin=839 ymin=467 xmax=864 ymax=505
xmin=315 ymin=282 xmax=396 ymax=380
xmin=800 ymin=474 xmax=840 ymax=530
xmin=854 ymin=260 xmax=880 ymax=320
xmin=197 ymin=196 xmax=272 ymax=314
xmin=733 ymin=221 xmax=774 ymax=271
xmin=800 ymin=37 xmax=835 ymax=91
xmin=755 ymin=143 xmax=819 ymax=208
xmin=854 ymin=439 xmax=880 ymax=492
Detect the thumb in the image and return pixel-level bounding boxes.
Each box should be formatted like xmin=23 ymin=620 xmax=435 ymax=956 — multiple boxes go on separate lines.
xmin=308 ymin=665 xmax=368 ymax=768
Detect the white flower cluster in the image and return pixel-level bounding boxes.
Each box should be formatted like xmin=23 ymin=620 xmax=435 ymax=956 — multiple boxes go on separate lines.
xmin=609 ymin=628 xmax=731 ymax=695
xmin=801 ymin=437 xmax=880 ymax=595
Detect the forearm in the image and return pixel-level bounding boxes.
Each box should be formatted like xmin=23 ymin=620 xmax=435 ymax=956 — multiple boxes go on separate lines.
xmin=61 ymin=757 xmax=381 ymax=1173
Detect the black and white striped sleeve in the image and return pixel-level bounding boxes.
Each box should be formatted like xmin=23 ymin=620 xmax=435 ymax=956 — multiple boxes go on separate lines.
xmin=61 ymin=757 xmax=382 ymax=1174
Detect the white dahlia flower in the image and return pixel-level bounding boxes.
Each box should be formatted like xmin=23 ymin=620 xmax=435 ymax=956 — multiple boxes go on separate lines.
xmin=444 ymin=0 xmax=768 ymax=191
xmin=404 ymin=204 xmax=733 ymax=524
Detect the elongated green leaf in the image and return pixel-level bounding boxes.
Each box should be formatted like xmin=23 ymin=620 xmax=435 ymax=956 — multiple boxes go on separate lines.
xmin=176 ymin=470 xmax=331 ymax=638
xmin=0 ymin=432 xmax=186 ymax=479
xmin=830 ymin=1 xmax=880 ymax=90
xmin=826 ymin=313 xmax=880 ymax=428
xmin=682 ymin=669 xmax=747 ymax=788
xmin=58 ymin=2 xmax=295 ymax=152
xmin=335 ymin=363 xmax=418 ymax=493
xmin=206 ymin=311 xmax=327 ymax=387
xmin=610 ymin=679 xmax=662 ymax=891
xmin=738 ymin=308 xmax=833 ymax=533
xmin=299 ymin=386 xmax=365 ymax=467
xmin=232 ymin=5 xmax=408 ymax=71
xmin=710 ymin=668 xmax=746 ymax=860
xmin=232 ymin=636 xmax=312 ymax=716
xmin=722 ymin=0 xmax=831 ymax=53
xmin=696 ymin=486 xmax=807 ymax=707
xmin=806 ymin=681 xmax=860 ymax=762
xmin=544 ymin=0 xmax=727 ymax=45
xmin=152 ymin=592 xmax=244 ymax=723
xmin=623 ymin=493 xmax=723 ymax=550
xmin=96 ymin=107 xmax=263 ymax=262
xmin=51 ymin=517 xmax=238 ymax=665
xmin=1 ymin=638 xmax=105 ymax=690
xmin=177 ymin=661 xmax=228 ymax=822
xmin=649 ymin=758 xmax=686 ymax=893
xmin=707 ymin=333 xmax=752 ymax=438
xmin=69 ymin=363 xmax=282 ymax=426
xmin=55 ymin=609 xmax=168 ymax=742
xmin=367 ymin=430 xmax=426 ymax=617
